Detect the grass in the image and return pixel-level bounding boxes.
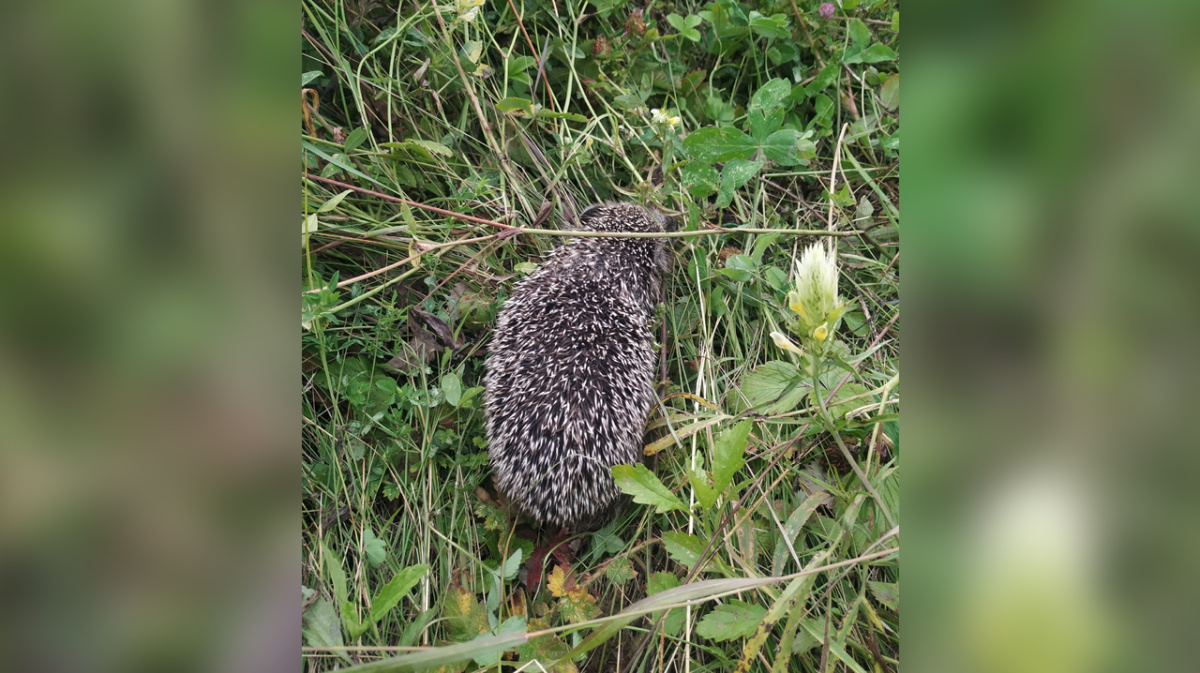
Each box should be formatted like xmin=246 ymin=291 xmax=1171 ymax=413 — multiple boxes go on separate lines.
xmin=301 ymin=1 xmax=899 ymax=671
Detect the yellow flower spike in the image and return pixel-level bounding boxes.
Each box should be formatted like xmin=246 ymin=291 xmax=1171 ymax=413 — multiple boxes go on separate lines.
xmin=813 ymin=323 xmax=829 ymax=343
xmin=770 ymin=331 xmax=803 ymax=354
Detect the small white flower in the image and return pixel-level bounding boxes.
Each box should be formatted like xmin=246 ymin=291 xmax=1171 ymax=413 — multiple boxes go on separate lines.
xmin=770 ymin=331 xmax=804 ymax=354
xmin=787 ymin=243 xmax=847 ymax=346
xmin=668 ymin=116 xmax=682 ymax=128
xmin=651 ymin=108 xmax=669 ymax=125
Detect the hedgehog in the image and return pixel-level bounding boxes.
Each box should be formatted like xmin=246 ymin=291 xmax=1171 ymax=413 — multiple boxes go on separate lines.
xmin=483 ymin=202 xmax=674 ymax=531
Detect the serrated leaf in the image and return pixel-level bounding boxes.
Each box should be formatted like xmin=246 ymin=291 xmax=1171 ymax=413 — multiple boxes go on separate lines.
xmin=560 ymin=586 xmax=601 ymax=623
xmin=749 ymin=78 xmax=792 ymax=115
xmin=680 ymin=161 xmax=719 ymax=198
xmin=879 ymin=73 xmax=900 ymax=109
xmin=683 ymin=127 xmax=757 ymax=163
xmin=547 ymin=565 xmax=569 ymax=598
xmin=715 ymin=158 xmax=764 ymax=208
xmin=612 ymin=464 xmax=686 ymax=513
xmin=735 ymin=360 xmax=808 ymax=414
xmin=712 ymin=420 xmax=750 ymax=497
xmin=317 ymin=189 xmax=353 ymax=213
xmin=869 ymin=581 xmax=899 ymax=611
xmin=502 ymin=548 xmax=523 ymax=580
xmin=761 ymin=128 xmax=815 ymax=166
xmin=370 ymin=564 xmax=429 ymax=624
xmin=362 ymin=527 xmax=387 ymax=568
xmin=695 ymin=600 xmax=767 ymax=641
xmin=662 ymin=531 xmax=706 ymax=569
xmin=605 ymin=556 xmax=637 ymax=585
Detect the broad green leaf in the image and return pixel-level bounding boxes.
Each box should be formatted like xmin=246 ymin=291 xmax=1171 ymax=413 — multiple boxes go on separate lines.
xmin=506 ymin=55 xmax=536 ymax=84
xmin=362 ymin=527 xmax=387 ymax=568
xmin=845 ymin=43 xmax=897 ymax=65
xmin=662 ymin=531 xmax=706 ymax=569
xmin=879 ymin=73 xmax=899 ymax=110
xmin=718 ymin=253 xmax=757 ymax=282
xmin=370 ymin=564 xmax=429 ymax=624
xmin=322 ymin=544 xmax=361 ymax=637
xmin=441 ymin=372 xmax=462 ymax=407
xmin=683 ymin=127 xmax=757 ymax=163
xmin=771 ymin=491 xmax=829 ymax=574
xmin=343 ymin=127 xmax=370 ymax=153
xmin=612 ymin=464 xmax=686 ymax=513
xmin=711 ymin=420 xmax=751 ymax=496
xmin=825 ymin=382 xmax=873 ymax=419
xmin=747 ymin=107 xmax=784 ymax=141
xmin=791 ymin=618 xmax=823 ymax=652
xmin=848 ymin=19 xmax=870 ymax=47
xmin=749 ymin=78 xmax=792 ymax=114
xmin=680 ymin=161 xmax=719 ymax=198
xmin=461 ymin=40 xmax=482 ymax=64
xmin=501 ymin=548 xmax=523 ymax=580
xmin=688 ymin=461 xmax=717 ymax=509
xmin=317 ymin=189 xmax=353 ymax=213
xmin=761 ymin=128 xmax=816 ymax=166
xmin=748 ymin=11 xmax=790 ymax=40
xmin=805 ymin=63 xmax=840 ymax=97
xmin=715 ymin=159 xmax=764 ymax=208
xmin=301 ymin=70 xmax=322 ymax=87
xmin=472 ymin=616 xmax=527 ymax=667
xmin=869 ymin=581 xmax=899 ymax=611
xmin=302 ymin=597 xmax=351 ymax=662
xmin=735 ymin=360 xmax=808 ymax=414
xmin=695 ymin=600 xmax=767 ymax=641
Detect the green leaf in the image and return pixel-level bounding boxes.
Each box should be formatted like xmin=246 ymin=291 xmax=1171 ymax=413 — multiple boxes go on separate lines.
xmin=406 ymin=139 xmax=452 ymax=157
xmin=688 ymin=462 xmax=717 ymax=509
xmin=317 ymin=189 xmax=353 ymax=213
xmin=362 ymin=527 xmax=387 ymax=568
xmin=879 ymin=73 xmax=899 ymax=110
xmin=370 ymin=564 xmax=429 ymax=624
xmin=845 ymin=43 xmax=897 ymax=65
xmin=711 ymin=420 xmax=751 ymax=497
xmin=496 ymin=97 xmax=535 ymax=116
xmin=502 ymin=548 xmax=523 ymax=580
xmin=747 ymin=107 xmax=784 ymax=141
xmin=869 ymin=581 xmax=899 ymax=611
xmin=441 ymin=372 xmax=462 ymax=407
xmin=302 ymin=596 xmax=351 ymax=663
xmin=748 ymin=11 xmax=791 ymax=40
xmin=301 ymin=70 xmax=322 ymax=87
xmin=761 ymin=128 xmax=816 ymax=166
xmin=662 ymin=531 xmax=706 ymax=569
xmin=735 ymin=361 xmax=808 ymax=414
xmin=826 ymin=382 xmax=873 ymax=419
xmin=805 ymin=63 xmax=840 ymax=97
xmin=612 ymin=464 xmax=686 ymax=513
xmin=645 ymin=572 xmax=684 ymax=637
xmin=506 ymin=55 xmax=536 ymax=84
xmin=695 ymin=600 xmax=768 ymax=641
xmin=683 ymin=126 xmax=757 ymax=163
xmin=681 ymin=161 xmax=719 ymax=198
xmin=791 ymin=618 xmax=824 ymax=653
xmin=718 ymin=253 xmax=757 ymax=282
xmin=848 ymin=19 xmax=870 ymax=47
xmin=667 ymin=13 xmax=702 ymax=41
xmin=343 ymin=127 xmax=370 ymax=153
xmin=715 ymin=159 xmax=764 ymax=208
xmin=749 ymin=78 xmax=793 ymax=115
xmin=535 ymin=109 xmax=589 ymax=122
xmin=322 ymin=544 xmax=361 ymax=637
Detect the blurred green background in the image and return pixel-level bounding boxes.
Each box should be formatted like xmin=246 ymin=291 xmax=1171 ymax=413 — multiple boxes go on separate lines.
xmin=0 ymin=0 xmax=1197 ymax=671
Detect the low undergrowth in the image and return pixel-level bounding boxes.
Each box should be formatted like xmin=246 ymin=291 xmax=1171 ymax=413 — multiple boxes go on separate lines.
xmin=301 ymin=1 xmax=899 ymax=671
